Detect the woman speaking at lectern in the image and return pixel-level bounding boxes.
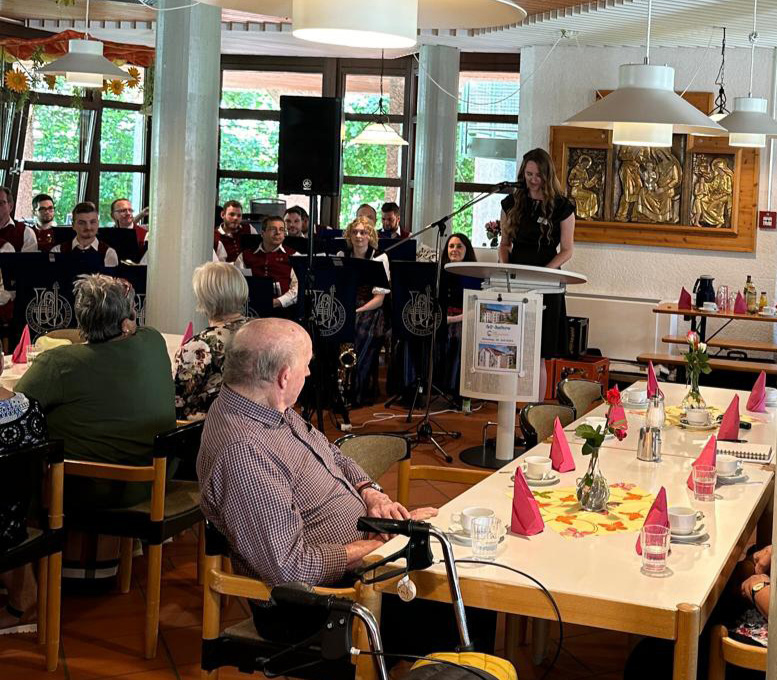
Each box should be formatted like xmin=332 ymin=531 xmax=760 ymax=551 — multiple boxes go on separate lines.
xmin=499 ymin=147 xmax=576 ymax=397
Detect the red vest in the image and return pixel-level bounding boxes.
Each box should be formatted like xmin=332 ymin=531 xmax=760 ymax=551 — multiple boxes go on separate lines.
xmin=133 ymin=225 xmax=147 ymax=249
xmin=34 ymin=226 xmax=56 ymax=252
xmin=0 ymin=221 xmax=28 ymax=252
xmin=214 ymin=224 xmax=252 ymax=263
xmin=241 ymin=246 xmax=296 ymax=295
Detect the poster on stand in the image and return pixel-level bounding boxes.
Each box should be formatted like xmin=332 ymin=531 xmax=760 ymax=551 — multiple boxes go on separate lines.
xmin=473 ymin=301 xmax=525 ymax=375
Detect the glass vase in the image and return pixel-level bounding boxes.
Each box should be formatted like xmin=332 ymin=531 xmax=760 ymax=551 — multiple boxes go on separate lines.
xmin=681 ymin=369 xmax=706 ymax=410
xmin=576 ymin=449 xmax=610 ymax=512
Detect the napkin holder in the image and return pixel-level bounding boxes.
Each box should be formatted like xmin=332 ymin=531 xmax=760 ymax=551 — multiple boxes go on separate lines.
xmin=637 ymin=426 xmax=662 ymax=463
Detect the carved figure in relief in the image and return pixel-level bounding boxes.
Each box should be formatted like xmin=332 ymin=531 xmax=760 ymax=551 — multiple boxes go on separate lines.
xmin=692 ymin=158 xmax=734 ymax=227
xmin=634 ymin=148 xmax=683 ymax=223
xmin=615 ymin=147 xmax=642 ymax=221
xmin=567 ymin=154 xmax=601 ymax=219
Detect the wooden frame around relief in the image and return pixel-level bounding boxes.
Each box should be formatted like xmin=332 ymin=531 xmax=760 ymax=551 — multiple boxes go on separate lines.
xmin=549 ymin=93 xmax=759 ymax=252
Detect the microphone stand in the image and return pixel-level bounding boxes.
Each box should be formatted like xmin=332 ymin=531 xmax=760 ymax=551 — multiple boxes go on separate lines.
xmin=383 ymin=181 xmax=516 ymax=464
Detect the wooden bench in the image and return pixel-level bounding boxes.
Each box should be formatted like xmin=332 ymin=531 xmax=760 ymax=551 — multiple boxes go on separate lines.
xmin=637 ymin=352 xmax=777 ymax=375
xmin=660 ymin=336 xmax=777 ymax=354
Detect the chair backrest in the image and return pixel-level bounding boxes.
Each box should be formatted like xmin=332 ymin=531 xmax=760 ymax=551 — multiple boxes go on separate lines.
xmin=155 ymin=420 xmax=204 ymax=481
xmin=335 ymin=433 xmax=410 ymax=482
xmin=710 ymin=624 xmax=767 ymax=675
xmin=519 ymin=403 xmax=576 ymax=448
xmin=557 ymin=379 xmax=603 ymax=417
xmin=42 ymin=328 xmax=85 ymax=344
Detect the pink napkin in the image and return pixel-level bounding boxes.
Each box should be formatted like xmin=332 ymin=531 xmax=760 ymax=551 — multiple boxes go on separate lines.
xmin=510 ymin=468 xmax=544 ymax=536
xmin=647 ymin=361 xmax=663 ymax=399
xmin=607 ymin=403 xmax=628 ymax=434
xmin=678 ymin=287 xmax=692 ymax=310
xmin=718 ymin=395 xmax=740 ymax=441
xmin=686 ymin=435 xmax=717 ymax=490
xmin=12 ymin=325 xmax=31 ymax=364
xmin=734 ymin=292 xmax=747 ymax=314
xmin=635 ymin=487 xmax=669 ymax=555
xmin=550 ymin=417 xmax=575 ymax=472
xmin=180 ymin=322 xmax=194 ymax=346
xmin=747 ymin=371 xmax=767 ymax=413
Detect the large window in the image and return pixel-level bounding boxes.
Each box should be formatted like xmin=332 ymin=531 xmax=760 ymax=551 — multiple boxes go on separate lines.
xmin=452 ymin=64 xmax=520 ymax=245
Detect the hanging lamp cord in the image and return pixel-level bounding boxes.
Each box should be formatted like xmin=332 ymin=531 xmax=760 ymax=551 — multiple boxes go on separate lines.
xmin=713 ymin=27 xmax=728 ymax=114
xmin=748 ymin=0 xmax=758 ymax=97
xmin=644 ymin=0 xmax=653 ymax=64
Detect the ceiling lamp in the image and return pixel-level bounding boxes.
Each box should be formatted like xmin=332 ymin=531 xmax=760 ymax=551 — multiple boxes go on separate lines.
xmin=38 ymin=39 xmax=129 ymax=88
xmin=718 ymin=0 xmax=777 ymax=148
xmin=708 ymin=27 xmax=730 ymax=122
xmin=563 ymin=0 xmax=725 ymax=146
xmin=196 ymin=0 xmax=527 ymax=49
xmin=350 ymin=52 xmax=408 ymax=146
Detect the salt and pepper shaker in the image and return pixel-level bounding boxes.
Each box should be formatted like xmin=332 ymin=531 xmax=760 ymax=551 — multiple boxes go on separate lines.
xmin=637 ymin=426 xmax=662 ymax=463
xmin=645 ymin=394 xmax=665 ymax=429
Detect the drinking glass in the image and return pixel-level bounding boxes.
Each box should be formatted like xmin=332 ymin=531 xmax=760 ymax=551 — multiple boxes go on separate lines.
xmin=25 ymin=345 xmax=39 ymax=365
xmin=640 ymin=525 xmax=670 ymax=576
xmin=693 ymin=464 xmax=717 ymax=501
xmin=471 ymin=516 xmax=503 ymax=561
xmin=716 ymin=285 xmax=730 ymax=312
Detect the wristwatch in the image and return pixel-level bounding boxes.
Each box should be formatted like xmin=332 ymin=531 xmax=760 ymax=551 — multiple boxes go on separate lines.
xmin=751 ymin=579 xmax=769 ymax=603
xmin=359 ymin=481 xmax=384 ymax=495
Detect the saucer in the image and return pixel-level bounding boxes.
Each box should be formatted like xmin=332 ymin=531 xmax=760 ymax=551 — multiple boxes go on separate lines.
xmin=759 ymin=311 xmax=776 ymax=317
xmin=717 ymin=472 xmax=749 ymax=485
xmin=622 ymin=396 xmax=648 ymax=410
xmin=670 ymin=527 xmax=707 ymax=542
xmin=517 ymin=470 xmax=561 ymax=487
xmin=679 ymin=418 xmax=717 ymax=431
xmin=446 ymin=526 xmax=506 ymax=547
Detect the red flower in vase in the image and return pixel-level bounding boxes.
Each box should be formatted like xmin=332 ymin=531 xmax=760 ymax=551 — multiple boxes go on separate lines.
xmin=605 ymin=386 xmax=622 ymax=406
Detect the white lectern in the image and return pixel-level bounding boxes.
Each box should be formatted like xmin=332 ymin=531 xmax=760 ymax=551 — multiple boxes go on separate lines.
xmin=446 ymin=262 xmax=587 ymax=469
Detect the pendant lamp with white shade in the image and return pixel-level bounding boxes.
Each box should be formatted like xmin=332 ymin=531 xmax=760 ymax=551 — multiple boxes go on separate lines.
xmin=350 ymin=52 xmax=408 ymax=147
xmin=718 ymin=0 xmax=777 ymax=148
xmin=563 ymin=0 xmax=725 ymax=146
xmin=37 ymin=0 xmax=128 ymax=88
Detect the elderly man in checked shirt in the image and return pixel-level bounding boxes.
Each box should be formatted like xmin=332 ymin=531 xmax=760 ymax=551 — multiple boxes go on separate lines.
xmin=198 ymin=318 xmax=437 ymax=588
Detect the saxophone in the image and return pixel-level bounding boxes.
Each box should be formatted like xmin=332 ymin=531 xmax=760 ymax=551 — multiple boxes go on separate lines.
xmin=337 ymin=343 xmax=357 ymax=406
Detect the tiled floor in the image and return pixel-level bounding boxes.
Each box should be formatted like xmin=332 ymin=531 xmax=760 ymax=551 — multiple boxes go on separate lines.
xmin=0 ymin=398 xmax=634 ymax=679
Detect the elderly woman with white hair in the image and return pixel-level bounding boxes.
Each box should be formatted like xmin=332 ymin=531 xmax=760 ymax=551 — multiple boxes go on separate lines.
xmin=174 ymin=261 xmax=250 ymax=419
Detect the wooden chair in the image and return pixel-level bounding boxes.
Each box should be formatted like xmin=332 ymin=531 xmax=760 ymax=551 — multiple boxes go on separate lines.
xmin=708 ymin=624 xmax=767 ymax=679
xmin=201 ymin=520 xmax=378 ymax=680
xmin=519 ymin=403 xmax=576 ymax=449
xmin=0 ymin=440 xmax=64 ymax=671
xmin=64 ymin=421 xmax=204 ymax=659
xmin=556 ymin=379 xmax=603 ymax=418
xmin=335 ymin=433 xmax=411 ymax=490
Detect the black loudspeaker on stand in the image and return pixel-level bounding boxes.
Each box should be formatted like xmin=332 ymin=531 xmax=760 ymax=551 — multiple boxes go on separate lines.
xmin=278 ymin=95 xmax=344 ymax=432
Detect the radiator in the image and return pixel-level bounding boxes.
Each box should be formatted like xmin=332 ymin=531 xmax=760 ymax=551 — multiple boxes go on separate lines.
xmin=565 ymin=293 xmax=673 ymax=363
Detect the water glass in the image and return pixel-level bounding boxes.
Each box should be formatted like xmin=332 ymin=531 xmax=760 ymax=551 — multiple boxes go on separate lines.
xmin=25 ymin=345 xmax=39 ymax=365
xmin=693 ymin=464 xmax=717 ymax=501
xmin=640 ymin=525 xmax=670 ymax=576
xmin=716 ymin=285 xmax=730 ymax=312
xmin=471 ymin=516 xmax=503 ymax=561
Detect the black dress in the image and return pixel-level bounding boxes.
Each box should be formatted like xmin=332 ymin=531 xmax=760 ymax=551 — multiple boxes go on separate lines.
xmin=501 ymin=193 xmax=575 ymax=358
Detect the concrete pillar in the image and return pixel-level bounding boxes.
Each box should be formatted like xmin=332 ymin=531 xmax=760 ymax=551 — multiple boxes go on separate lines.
xmin=145 ymin=0 xmax=221 ymax=332
xmin=412 ymin=45 xmax=459 ymax=247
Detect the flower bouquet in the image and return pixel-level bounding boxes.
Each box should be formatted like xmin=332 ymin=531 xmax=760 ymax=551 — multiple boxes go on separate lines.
xmin=681 ymin=330 xmax=711 ymax=410
xmin=484 ymin=220 xmax=501 ymax=248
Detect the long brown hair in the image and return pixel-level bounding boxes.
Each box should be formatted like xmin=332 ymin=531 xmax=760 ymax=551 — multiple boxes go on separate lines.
xmin=504 ymin=148 xmax=564 ymax=245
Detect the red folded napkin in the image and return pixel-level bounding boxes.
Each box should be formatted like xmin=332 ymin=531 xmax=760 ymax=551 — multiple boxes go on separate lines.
xmin=510 ymin=468 xmax=544 ymax=536
xmin=718 ymin=395 xmax=740 ymax=441
xmin=12 ymin=325 xmax=31 ymax=364
xmin=647 ymin=361 xmax=663 ymax=399
xmin=686 ymin=435 xmax=717 ymax=490
xmin=678 ymin=287 xmax=692 ymax=310
xmin=635 ymin=486 xmax=669 ymax=556
xmin=747 ymin=371 xmax=767 ymax=413
xmin=734 ymin=292 xmax=747 ymax=314
xmin=607 ymin=404 xmax=628 ymax=435
xmin=180 ymin=322 xmax=194 ymax=346
xmin=550 ymin=417 xmax=575 ymax=472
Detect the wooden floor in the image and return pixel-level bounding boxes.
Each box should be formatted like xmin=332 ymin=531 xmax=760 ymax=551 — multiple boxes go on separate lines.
xmin=0 ymin=397 xmax=634 ymax=680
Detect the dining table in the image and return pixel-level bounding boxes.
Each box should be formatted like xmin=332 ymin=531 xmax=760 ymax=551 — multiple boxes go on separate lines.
xmin=361 ymin=384 xmax=776 ymax=680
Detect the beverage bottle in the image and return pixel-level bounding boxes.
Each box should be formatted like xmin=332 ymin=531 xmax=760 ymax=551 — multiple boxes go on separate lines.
xmin=760 ymin=292 xmax=768 ymax=312
xmin=744 ymin=275 xmax=752 ymax=296
xmin=746 ymin=279 xmax=758 ymax=314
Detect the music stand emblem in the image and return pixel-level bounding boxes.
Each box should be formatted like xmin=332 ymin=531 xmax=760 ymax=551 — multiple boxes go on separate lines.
xmin=134 ymin=293 xmax=146 ymax=326
xmin=312 ymin=285 xmax=346 ymax=337
xmin=26 ymin=283 xmax=73 ymax=335
xmin=401 ymin=285 xmax=441 ymax=337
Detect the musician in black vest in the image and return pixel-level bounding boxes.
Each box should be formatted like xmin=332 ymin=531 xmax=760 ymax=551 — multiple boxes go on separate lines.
xmin=51 ymin=202 xmax=119 ymax=269
xmin=0 ymin=187 xmax=38 ymax=253
xmin=235 ymin=216 xmax=298 ymax=310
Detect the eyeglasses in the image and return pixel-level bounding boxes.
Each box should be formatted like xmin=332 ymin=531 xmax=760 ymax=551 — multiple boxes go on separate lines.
xmin=115 ymin=208 xmax=133 ymax=214
xmin=36 ymin=206 xmax=55 ymax=212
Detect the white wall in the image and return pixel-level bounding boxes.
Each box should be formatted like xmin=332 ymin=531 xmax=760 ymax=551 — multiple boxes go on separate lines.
xmin=518 ymin=45 xmax=777 ymax=349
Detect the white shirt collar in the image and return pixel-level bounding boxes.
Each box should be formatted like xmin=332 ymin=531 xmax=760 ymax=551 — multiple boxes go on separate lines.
xmin=258 ymin=243 xmax=286 ymax=254
xmin=0 ymin=218 xmax=14 ymax=230
xmin=73 ymin=237 xmax=100 ymax=251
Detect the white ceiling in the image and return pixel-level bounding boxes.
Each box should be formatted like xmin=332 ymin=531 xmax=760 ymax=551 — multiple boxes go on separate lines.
xmin=17 ymin=0 xmax=777 ymax=57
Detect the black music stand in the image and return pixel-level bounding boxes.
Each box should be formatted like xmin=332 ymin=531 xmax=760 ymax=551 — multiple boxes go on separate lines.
xmin=97 ymin=228 xmax=142 ymax=262
xmin=116 ymin=264 xmax=148 ymax=325
xmin=244 ymin=276 xmax=275 ymax=319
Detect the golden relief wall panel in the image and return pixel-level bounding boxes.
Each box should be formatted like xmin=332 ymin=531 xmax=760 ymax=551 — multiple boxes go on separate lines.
xmin=550 ymin=92 xmax=758 ymax=252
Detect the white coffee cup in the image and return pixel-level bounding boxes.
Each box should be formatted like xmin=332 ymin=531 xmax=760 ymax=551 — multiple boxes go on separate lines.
xmin=702 ymin=302 xmax=718 ymax=312
xmin=668 ymin=506 xmax=704 ymax=535
xmin=716 ymin=454 xmax=742 ymax=477
xmin=451 ymin=507 xmax=494 ymax=533
xmin=626 ymin=388 xmax=648 ymax=404
xmin=523 ymin=455 xmax=553 ymax=480
xmin=766 ymin=387 xmax=777 ymax=404
xmin=763 ymin=306 xmax=777 ymax=317
xmin=685 ymin=408 xmax=710 ymax=426
xmin=585 ymin=416 xmax=608 ymax=431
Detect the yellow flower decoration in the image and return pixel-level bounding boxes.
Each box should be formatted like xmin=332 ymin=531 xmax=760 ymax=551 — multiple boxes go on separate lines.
xmin=126 ymin=66 xmax=141 ymax=89
xmin=101 ymin=80 xmax=110 ymax=93
xmin=4 ymin=69 xmax=29 ymax=94
xmin=109 ymin=79 xmax=125 ymax=96
xmin=44 ymin=74 xmax=57 ymax=90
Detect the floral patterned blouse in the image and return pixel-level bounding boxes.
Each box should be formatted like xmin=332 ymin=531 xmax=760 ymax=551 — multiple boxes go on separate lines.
xmin=173 ymin=318 xmax=249 ymax=419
